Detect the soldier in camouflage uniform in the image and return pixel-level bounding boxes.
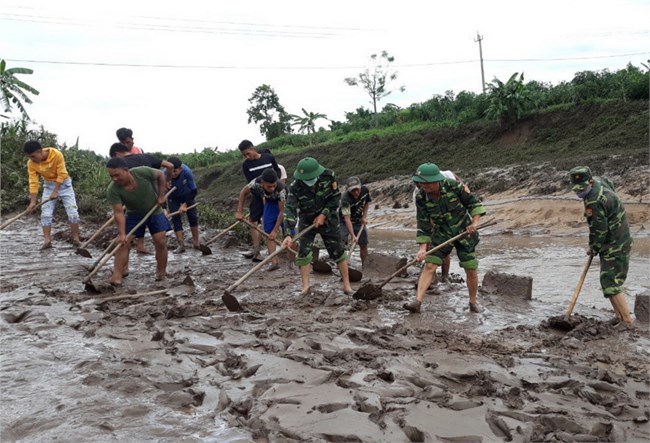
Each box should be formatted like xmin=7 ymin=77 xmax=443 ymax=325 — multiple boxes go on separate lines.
xmin=570 ymin=166 xmax=634 ymax=326
xmin=281 ymin=157 xmax=353 ymax=295
xmin=404 ymin=163 xmax=486 ymax=314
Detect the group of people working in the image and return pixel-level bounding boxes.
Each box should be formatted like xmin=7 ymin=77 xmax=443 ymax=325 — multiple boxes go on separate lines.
xmin=21 ymin=133 xmax=636 ymax=326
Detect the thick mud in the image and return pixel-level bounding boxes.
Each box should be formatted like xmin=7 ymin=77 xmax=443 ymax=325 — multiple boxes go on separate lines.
xmin=1 ymin=217 xmax=649 ymax=442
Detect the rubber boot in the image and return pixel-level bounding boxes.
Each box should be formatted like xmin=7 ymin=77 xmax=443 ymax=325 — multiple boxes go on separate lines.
xmin=609 ymin=293 xmax=633 ymax=326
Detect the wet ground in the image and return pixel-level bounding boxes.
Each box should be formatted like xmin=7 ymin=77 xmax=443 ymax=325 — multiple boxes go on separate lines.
xmin=1 ymin=220 xmax=649 ymax=442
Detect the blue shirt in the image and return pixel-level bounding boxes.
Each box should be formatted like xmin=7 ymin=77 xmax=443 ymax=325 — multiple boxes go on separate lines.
xmin=170 ymin=164 xmax=197 ymax=202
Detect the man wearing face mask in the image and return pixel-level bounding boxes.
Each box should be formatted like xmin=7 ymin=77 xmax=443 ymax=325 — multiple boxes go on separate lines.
xmin=282 ymin=157 xmax=353 ymax=296
xmin=570 ymin=166 xmax=634 ymax=327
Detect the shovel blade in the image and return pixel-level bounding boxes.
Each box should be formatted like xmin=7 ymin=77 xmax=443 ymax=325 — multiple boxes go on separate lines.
xmin=76 ymin=248 xmax=92 ymax=259
xmin=222 ymin=291 xmax=243 ymax=312
xmin=312 ymin=259 xmax=333 ymax=274
xmin=352 ymin=282 xmax=382 ymax=301
xmin=199 ymin=244 xmax=212 ymax=255
xmin=348 ymin=268 xmax=363 ymax=283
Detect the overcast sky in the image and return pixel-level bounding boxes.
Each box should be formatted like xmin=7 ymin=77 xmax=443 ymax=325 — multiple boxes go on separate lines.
xmin=2 ymin=0 xmax=648 ymax=156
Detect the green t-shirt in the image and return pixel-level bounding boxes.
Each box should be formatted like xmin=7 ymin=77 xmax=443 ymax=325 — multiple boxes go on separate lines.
xmin=107 ymin=166 xmax=162 ymax=216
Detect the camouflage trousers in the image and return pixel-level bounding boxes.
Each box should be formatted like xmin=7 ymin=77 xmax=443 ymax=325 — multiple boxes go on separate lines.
xmin=424 ymin=231 xmax=480 ymax=270
xmin=599 ymin=241 xmax=632 ymax=297
xmin=296 ymin=220 xmax=347 ymax=267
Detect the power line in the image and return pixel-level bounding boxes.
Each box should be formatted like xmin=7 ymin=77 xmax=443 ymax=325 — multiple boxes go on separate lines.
xmin=5 ymin=52 xmax=648 ymax=71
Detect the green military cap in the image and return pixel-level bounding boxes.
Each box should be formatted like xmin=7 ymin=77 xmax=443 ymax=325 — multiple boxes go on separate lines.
xmin=294 ymin=157 xmax=325 ymax=180
xmin=412 ymin=163 xmax=445 ymax=183
xmin=569 ymin=166 xmax=592 ymax=191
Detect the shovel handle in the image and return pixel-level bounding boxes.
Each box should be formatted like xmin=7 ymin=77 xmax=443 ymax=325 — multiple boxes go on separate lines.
xmin=79 ymin=215 xmax=115 ymax=250
xmin=565 ymin=254 xmax=593 ymax=321
xmin=241 ymin=218 xmax=299 ymax=255
xmin=0 ymin=199 xmax=50 ymax=230
xmin=205 ymin=220 xmax=241 ymax=246
xmin=225 ymin=223 xmax=316 ymax=294
xmin=83 ymin=187 xmax=176 ymax=283
xmin=378 ymin=219 xmax=497 ymax=289
xmin=347 ymin=223 xmax=366 ymax=258
xmin=166 ymin=203 xmax=199 ymax=220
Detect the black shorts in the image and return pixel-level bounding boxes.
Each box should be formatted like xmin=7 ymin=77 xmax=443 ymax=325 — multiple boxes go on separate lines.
xmin=249 ymin=193 xmax=264 ymax=223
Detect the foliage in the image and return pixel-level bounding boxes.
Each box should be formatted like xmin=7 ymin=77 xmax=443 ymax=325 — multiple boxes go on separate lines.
xmin=246 ymin=84 xmax=292 ymax=140
xmin=0 ymin=59 xmax=40 ymax=120
xmin=344 ymin=51 xmax=405 ymax=119
xmin=289 ymin=108 xmax=328 ymax=145
xmin=485 ymin=72 xmax=537 ymax=128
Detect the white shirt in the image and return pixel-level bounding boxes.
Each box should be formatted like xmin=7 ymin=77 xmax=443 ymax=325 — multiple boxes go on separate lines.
xmin=278 ymin=164 xmax=287 ymax=181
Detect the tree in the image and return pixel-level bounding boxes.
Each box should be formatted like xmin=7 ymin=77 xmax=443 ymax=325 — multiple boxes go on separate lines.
xmin=0 ymin=59 xmax=40 ymax=120
xmin=289 ymin=108 xmax=328 ymax=145
xmin=344 ymin=51 xmax=405 ymax=123
xmin=246 ymin=84 xmax=292 ymax=140
xmin=485 ymin=72 xmax=536 ymax=128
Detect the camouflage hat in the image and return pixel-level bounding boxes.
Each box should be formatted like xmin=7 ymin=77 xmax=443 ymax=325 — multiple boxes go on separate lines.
xmin=569 ymin=166 xmax=592 ymax=191
xmin=294 ymin=157 xmax=325 ymax=180
xmin=346 ymin=176 xmax=362 ymax=191
xmin=412 ymin=163 xmax=445 ymax=183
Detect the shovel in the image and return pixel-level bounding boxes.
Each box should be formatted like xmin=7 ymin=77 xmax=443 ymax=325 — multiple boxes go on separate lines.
xmin=565 ymin=253 xmax=593 ymax=321
xmin=83 ymin=276 xmax=195 ymax=307
xmin=76 ymin=215 xmax=115 ymax=258
xmin=0 ymin=199 xmax=50 ymax=231
xmin=200 ymin=220 xmax=241 ymax=256
xmin=166 ymin=203 xmax=199 ymax=220
xmin=222 ymin=223 xmax=316 ymax=312
xmin=353 ymin=220 xmax=497 ymax=300
xmin=83 ymin=187 xmax=176 ymax=291
xmin=241 ymin=218 xmax=299 ymax=255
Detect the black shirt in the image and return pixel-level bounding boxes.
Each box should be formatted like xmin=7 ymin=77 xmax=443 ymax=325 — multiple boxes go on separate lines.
xmin=123 ymin=154 xmax=164 ymax=170
xmin=338 ymin=186 xmax=372 ymax=224
xmin=242 ymin=153 xmax=281 ymax=182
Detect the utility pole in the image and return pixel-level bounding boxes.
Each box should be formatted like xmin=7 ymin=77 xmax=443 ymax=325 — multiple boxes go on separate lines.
xmin=475 ymin=31 xmax=486 ymax=93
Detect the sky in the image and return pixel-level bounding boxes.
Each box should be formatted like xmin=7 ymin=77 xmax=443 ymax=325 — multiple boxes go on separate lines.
xmin=1 ymin=0 xmax=648 ymax=156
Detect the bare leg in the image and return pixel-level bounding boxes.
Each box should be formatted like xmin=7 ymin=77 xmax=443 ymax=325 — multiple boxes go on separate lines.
xmin=250 ymin=223 xmax=260 ymax=251
xmin=609 ymin=293 xmax=633 ymax=325
xmin=465 ymin=268 xmax=480 ymax=312
xmin=416 ymin=263 xmax=437 ymax=302
xmin=112 ymin=238 xmax=131 ymax=285
xmin=360 ymin=245 xmax=368 ymax=268
xmin=337 ymin=260 xmax=353 ymax=294
xmin=70 ymin=223 xmax=81 ymax=244
xmin=174 ymin=231 xmax=186 ymax=253
xmin=152 ymin=231 xmax=168 ymax=280
xmin=299 ymin=265 xmax=311 ymax=295
xmin=42 ymin=225 xmax=52 ymax=248
xmin=136 ymin=237 xmax=149 ymax=254
xmin=441 ymin=255 xmax=451 ymax=282
xmin=190 ymin=226 xmax=200 ymax=248
xmin=267 ymin=238 xmax=279 ymax=271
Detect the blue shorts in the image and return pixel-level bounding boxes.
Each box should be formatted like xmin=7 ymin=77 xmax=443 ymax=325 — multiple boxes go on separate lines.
xmin=126 ymin=212 xmax=171 ymax=238
xmin=263 ymin=200 xmax=285 ymax=234
xmin=168 ymin=199 xmax=198 ymax=231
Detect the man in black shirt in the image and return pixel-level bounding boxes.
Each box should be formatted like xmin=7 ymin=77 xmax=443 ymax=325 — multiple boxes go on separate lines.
xmin=339 ymin=176 xmax=372 ymax=267
xmin=109 ymin=142 xmax=173 ymax=254
xmin=238 ymin=139 xmax=281 ymax=261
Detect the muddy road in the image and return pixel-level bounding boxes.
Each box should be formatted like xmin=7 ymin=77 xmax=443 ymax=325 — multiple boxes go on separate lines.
xmin=1 ymin=218 xmax=649 ymax=442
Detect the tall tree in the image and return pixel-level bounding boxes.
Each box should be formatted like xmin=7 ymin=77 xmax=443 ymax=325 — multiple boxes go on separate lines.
xmin=0 ymin=59 xmax=40 ymax=120
xmin=246 ymin=84 xmax=292 ymax=140
xmin=290 ymin=108 xmax=327 ymax=145
xmin=344 ymin=51 xmax=405 ymax=122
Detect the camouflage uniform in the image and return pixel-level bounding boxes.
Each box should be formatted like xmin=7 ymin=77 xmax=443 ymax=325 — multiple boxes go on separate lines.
xmin=580 ymin=176 xmax=632 ymax=297
xmin=285 ymin=169 xmax=347 ymax=266
xmin=415 ymin=180 xmax=486 ymax=269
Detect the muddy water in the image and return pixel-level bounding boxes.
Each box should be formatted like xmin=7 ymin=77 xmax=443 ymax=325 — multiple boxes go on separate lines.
xmin=1 ymin=221 xmax=649 ymax=442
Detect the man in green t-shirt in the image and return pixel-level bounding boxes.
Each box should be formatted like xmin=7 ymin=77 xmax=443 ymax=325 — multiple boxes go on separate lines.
xmin=106 ymin=158 xmax=171 ymax=285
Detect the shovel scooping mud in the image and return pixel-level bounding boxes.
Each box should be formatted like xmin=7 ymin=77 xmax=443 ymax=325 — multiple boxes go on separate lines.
xmin=76 ymin=215 xmax=115 ymax=258
xmin=353 ymin=220 xmax=497 ymax=301
xmin=199 ymin=220 xmax=241 ymax=256
xmin=222 ymin=223 xmax=317 ymax=312
xmin=82 ymin=275 xmax=195 ymax=307
xmin=83 ymin=187 xmax=176 ymax=293
xmin=0 ymin=198 xmax=50 ymax=231
xmin=564 ymin=253 xmax=593 ymax=321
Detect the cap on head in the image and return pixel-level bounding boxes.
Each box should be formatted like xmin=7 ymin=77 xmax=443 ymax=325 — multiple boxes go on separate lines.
xmin=346 ymin=176 xmax=362 ymax=191
xmin=569 ymin=166 xmax=592 ymax=191
xmin=294 ymin=157 xmax=325 ymax=180
xmin=412 ymin=163 xmax=445 ymax=183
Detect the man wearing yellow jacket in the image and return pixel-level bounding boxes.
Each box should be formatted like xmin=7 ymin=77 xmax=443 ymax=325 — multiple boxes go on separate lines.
xmin=24 ymin=140 xmax=81 ymax=249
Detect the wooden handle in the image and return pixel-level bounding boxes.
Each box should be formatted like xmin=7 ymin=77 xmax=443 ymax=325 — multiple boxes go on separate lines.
xmin=565 ymin=254 xmax=593 ymax=321
xmin=83 ymin=187 xmax=176 ymax=283
xmin=166 ymin=203 xmax=199 ymax=220
xmin=79 ymin=215 xmax=115 ymax=249
xmin=378 ymin=220 xmax=497 ymax=289
xmin=347 ymin=223 xmax=366 ymax=258
xmin=225 ymin=223 xmax=316 ymax=293
xmin=205 ymin=220 xmax=241 ymax=246
xmin=0 ymin=199 xmax=50 ymax=230
xmin=241 ymin=219 xmax=298 ymax=255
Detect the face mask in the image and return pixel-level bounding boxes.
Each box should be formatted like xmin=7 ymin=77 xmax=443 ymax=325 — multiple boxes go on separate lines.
xmin=576 ymin=185 xmax=592 ymax=199
xmin=302 ymin=177 xmax=318 ymax=186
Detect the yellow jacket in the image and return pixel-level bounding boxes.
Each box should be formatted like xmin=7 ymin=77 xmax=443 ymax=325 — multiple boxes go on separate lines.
xmin=27 ymin=148 xmax=70 ymax=194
